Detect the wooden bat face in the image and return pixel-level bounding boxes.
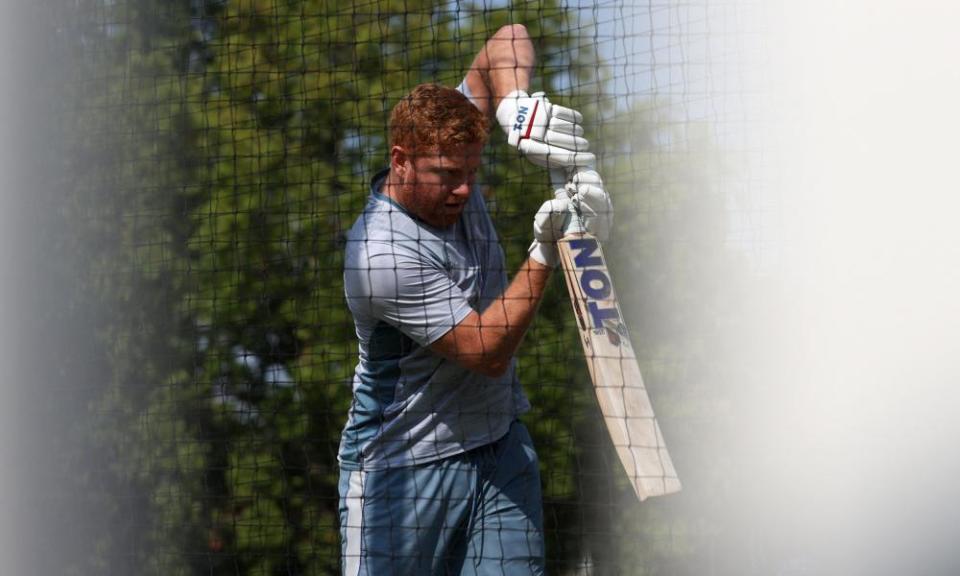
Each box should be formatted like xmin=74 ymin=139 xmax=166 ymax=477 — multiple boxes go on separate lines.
xmin=558 ymin=233 xmax=682 ymax=501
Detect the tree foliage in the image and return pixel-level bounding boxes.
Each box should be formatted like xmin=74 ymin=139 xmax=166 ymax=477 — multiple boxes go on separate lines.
xmin=57 ymin=0 xmax=736 ymax=574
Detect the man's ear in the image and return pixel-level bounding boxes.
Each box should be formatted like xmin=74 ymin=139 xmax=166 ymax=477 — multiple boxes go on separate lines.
xmin=390 ymin=146 xmax=410 ymax=178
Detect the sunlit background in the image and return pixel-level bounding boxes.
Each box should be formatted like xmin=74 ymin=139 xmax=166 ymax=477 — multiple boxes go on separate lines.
xmin=1 ymin=0 xmax=959 ymax=574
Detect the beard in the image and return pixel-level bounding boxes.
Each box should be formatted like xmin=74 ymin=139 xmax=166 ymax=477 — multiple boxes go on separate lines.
xmin=397 ymin=182 xmax=464 ymax=229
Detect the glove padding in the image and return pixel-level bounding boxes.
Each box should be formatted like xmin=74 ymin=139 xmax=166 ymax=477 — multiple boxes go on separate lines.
xmin=565 ymin=168 xmax=613 ymax=242
xmin=528 ymin=171 xmax=582 ymax=267
xmin=497 ymin=90 xmax=596 ymax=170
xmin=528 ymin=168 xmax=614 ymax=266
xmin=528 ymin=197 xmax=575 ymax=267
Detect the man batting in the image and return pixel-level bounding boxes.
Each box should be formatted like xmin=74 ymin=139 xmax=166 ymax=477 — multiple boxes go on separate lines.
xmin=339 ymin=24 xmax=612 ymax=575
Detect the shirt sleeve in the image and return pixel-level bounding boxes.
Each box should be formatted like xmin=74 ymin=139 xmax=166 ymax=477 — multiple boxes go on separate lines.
xmin=456 ymin=78 xmax=479 ymax=109
xmin=344 ymin=240 xmax=475 ymax=347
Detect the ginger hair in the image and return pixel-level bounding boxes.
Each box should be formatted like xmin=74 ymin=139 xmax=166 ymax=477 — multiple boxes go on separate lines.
xmin=389 ymin=83 xmax=488 ymax=154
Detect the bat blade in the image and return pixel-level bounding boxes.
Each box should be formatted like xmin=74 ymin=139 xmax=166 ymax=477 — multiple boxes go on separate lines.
xmin=558 ymin=233 xmax=682 ymax=501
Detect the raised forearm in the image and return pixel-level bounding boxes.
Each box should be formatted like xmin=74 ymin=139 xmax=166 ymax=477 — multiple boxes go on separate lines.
xmin=464 ymin=24 xmax=536 ymax=117
xmin=481 ymin=24 xmax=535 ymax=105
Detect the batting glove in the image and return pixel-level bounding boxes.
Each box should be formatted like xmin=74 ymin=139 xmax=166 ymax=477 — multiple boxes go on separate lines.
xmin=527 ymin=170 xmax=584 ymax=267
xmin=566 ymin=168 xmax=613 ymax=241
xmin=528 ymin=197 xmax=575 ymax=267
xmin=497 ymin=90 xmax=596 ymax=170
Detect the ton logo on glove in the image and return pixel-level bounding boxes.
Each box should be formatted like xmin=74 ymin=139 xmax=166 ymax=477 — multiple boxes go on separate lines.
xmin=512 ymin=104 xmax=534 ymax=132
xmin=496 ymin=90 xmax=594 ymax=170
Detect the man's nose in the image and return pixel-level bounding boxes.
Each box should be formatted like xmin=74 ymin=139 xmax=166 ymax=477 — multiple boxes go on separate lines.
xmin=451 ymin=179 xmax=471 ymax=196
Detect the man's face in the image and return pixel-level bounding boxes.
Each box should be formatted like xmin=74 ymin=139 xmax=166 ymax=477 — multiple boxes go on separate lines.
xmin=394 ymin=142 xmax=484 ymax=228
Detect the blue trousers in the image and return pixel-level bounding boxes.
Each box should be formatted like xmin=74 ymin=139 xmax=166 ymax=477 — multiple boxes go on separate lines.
xmin=338 ymin=421 xmax=545 ymax=575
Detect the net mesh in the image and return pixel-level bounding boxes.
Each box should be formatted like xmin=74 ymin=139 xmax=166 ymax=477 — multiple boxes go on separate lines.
xmin=41 ymin=0 xmax=757 ymax=573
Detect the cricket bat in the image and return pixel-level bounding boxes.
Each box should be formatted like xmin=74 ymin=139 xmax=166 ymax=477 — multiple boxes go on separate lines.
xmin=558 ymin=233 xmax=682 ymax=501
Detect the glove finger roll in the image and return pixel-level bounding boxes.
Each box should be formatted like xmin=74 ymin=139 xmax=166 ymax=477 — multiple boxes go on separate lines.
xmin=571 ymin=168 xmax=604 ymax=185
xmin=547 ymin=116 xmax=584 ymax=137
xmin=542 ymin=130 xmax=590 ymax=151
xmin=550 ymin=104 xmax=583 ymax=124
xmin=573 ymin=187 xmax=605 ymax=211
xmin=517 ymin=139 xmax=596 ymax=169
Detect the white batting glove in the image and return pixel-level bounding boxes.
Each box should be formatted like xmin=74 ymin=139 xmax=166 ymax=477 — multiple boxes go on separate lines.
xmin=528 ymin=168 xmax=614 ymax=266
xmin=567 ymin=168 xmax=613 ymax=241
xmin=527 ymin=169 xmax=584 ymax=266
xmin=528 ymin=196 xmax=576 ymax=267
xmin=497 ymin=90 xmax=596 ymax=170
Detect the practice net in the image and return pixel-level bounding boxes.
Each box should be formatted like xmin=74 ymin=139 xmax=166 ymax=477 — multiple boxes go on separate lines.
xmin=36 ymin=0 xmax=762 ymax=573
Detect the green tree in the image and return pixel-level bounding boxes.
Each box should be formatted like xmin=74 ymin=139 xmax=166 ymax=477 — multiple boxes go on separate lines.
xmin=179 ymin=3 xmax=604 ymax=573
xmin=47 ymin=0 xmax=204 ymax=573
xmin=63 ymin=0 xmax=739 ymax=573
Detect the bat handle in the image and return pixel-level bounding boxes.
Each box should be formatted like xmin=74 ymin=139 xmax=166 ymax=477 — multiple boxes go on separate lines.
xmin=550 ymin=168 xmax=571 ymax=198
xmin=550 ymin=168 xmax=589 ymax=234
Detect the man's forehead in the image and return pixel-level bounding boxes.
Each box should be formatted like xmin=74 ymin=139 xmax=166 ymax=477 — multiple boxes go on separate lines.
xmin=415 ymin=143 xmax=484 ymax=165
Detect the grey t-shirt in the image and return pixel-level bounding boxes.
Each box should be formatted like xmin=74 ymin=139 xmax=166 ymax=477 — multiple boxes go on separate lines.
xmin=338 ymin=170 xmax=531 ymax=470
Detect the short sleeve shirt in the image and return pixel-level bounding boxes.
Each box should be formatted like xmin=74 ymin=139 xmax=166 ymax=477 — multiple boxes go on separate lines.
xmin=338 ymin=168 xmax=531 ymax=470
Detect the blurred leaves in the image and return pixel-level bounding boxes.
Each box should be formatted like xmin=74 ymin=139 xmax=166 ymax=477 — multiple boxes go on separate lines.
xmin=57 ymin=0 xmax=739 ymax=574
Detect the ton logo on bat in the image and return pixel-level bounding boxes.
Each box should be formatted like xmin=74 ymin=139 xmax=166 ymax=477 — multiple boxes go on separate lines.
xmin=568 ymin=237 xmax=625 ymax=344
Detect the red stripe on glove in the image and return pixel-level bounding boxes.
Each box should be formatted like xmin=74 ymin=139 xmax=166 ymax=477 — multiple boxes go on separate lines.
xmin=522 ymin=100 xmax=540 ymax=140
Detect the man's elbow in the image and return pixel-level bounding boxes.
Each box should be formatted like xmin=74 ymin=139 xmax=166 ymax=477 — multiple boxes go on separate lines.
xmin=474 ymin=358 xmax=511 ymax=379
xmin=494 ymin=24 xmax=529 ymax=41
xmin=454 ymin=352 xmax=511 ymax=378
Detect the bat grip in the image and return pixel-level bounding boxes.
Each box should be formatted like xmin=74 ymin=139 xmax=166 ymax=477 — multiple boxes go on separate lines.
xmin=550 ymin=168 xmax=589 ymax=235
xmin=550 ymin=168 xmax=571 ymax=198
